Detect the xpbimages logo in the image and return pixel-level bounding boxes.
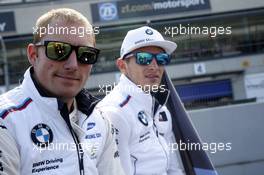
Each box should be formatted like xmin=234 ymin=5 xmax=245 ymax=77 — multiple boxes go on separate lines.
xmin=33 ymin=142 xmax=99 ymax=153
xmin=98 ymin=83 xmax=166 ymax=95
xmin=32 ymin=24 xmax=100 ymax=37
xmin=168 ymin=140 xmax=232 ymax=154
xmin=164 ymin=24 xmax=232 ymax=38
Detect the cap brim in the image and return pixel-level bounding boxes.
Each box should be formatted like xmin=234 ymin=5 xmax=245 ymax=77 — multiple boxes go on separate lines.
xmin=121 ymin=40 xmax=177 ymax=59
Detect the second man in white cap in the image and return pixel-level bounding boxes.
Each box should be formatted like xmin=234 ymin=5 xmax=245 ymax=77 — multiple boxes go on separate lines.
xmin=96 ymin=26 xmax=185 ymax=175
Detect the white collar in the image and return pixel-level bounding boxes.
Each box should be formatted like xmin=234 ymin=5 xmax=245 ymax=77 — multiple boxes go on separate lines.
xmin=69 ymin=99 xmax=86 ymax=137
xmin=22 ymin=68 xmax=59 ymax=113
xmin=116 ymin=74 xmax=154 ymax=109
xmin=116 ymin=74 xmax=170 ymax=110
xmin=69 ymin=99 xmax=78 ymax=123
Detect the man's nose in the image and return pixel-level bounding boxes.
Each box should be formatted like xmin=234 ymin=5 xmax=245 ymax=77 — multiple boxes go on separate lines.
xmin=64 ymin=50 xmax=78 ymax=70
xmin=149 ymin=57 xmax=159 ymax=69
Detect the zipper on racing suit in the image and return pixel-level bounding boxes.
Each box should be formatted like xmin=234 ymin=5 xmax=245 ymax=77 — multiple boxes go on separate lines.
xmin=31 ymin=72 xmax=85 ymax=175
xmin=151 ymin=96 xmax=169 ymax=172
xmin=60 ymin=104 xmax=84 ymax=175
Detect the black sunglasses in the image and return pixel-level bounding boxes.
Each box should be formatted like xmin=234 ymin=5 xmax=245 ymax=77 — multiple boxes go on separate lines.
xmin=35 ymin=41 xmax=100 ymax=64
xmin=124 ymin=52 xmax=170 ymax=65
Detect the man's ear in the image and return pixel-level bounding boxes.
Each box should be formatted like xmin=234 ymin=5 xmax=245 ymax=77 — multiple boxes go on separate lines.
xmin=116 ymin=58 xmax=127 ymax=74
xmin=27 ymin=43 xmax=38 ymax=66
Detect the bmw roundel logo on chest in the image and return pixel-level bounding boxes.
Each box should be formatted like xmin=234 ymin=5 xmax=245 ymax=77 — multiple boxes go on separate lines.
xmin=31 ymin=123 xmax=53 ymax=147
xmin=138 ymin=111 xmax=148 ymax=126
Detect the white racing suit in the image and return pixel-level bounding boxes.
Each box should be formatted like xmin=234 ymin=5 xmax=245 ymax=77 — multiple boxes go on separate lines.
xmin=97 ymin=74 xmax=185 ymax=175
xmin=0 ymin=68 xmax=124 ymax=175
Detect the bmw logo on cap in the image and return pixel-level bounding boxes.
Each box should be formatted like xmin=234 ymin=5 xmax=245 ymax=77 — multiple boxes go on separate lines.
xmin=31 ymin=123 xmax=53 ymax=148
xmin=145 ymin=29 xmax=153 ymax=35
xmin=138 ymin=111 xmax=148 ymax=126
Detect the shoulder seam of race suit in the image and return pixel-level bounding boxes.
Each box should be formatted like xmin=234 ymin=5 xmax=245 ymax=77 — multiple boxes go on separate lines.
xmin=119 ymin=95 xmax=131 ymax=108
xmin=0 ymin=97 xmax=33 ymax=119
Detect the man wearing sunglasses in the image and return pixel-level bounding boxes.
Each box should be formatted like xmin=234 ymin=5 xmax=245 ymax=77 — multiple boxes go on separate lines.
xmin=0 ymin=8 xmax=124 ymax=175
xmin=97 ymin=26 xmax=185 ymax=174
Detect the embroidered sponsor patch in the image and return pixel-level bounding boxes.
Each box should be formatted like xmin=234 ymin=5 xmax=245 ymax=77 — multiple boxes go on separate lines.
xmin=119 ymin=95 xmax=131 ymax=107
xmin=139 ymin=131 xmax=150 ymax=143
xmin=88 ymin=144 xmax=98 ymax=159
xmin=0 ymin=97 xmax=32 ymax=119
xmin=32 ymin=158 xmax=63 ymax=173
xmin=159 ymin=111 xmax=168 ymax=121
xmin=85 ymin=133 xmax=101 ymax=139
xmin=114 ymin=151 xmax=119 ymax=158
xmin=31 ymin=123 xmax=53 ymax=147
xmin=138 ymin=111 xmax=148 ymax=126
xmin=87 ymin=122 xmax=95 ymax=130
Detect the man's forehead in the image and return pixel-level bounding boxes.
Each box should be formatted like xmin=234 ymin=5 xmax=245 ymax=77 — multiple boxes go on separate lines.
xmin=42 ymin=35 xmax=93 ymax=47
xmin=40 ymin=24 xmax=94 ymax=46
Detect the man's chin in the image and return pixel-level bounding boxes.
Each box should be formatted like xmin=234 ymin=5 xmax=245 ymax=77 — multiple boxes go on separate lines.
xmin=140 ymin=83 xmax=160 ymax=93
xmin=55 ymin=89 xmax=79 ymax=99
xmin=145 ymin=77 xmax=161 ymax=84
xmin=147 ymin=81 xmax=161 ymax=87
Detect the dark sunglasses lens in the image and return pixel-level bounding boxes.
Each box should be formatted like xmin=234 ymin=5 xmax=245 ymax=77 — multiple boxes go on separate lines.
xmin=46 ymin=42 xmax=71 ymax=61
xmin=136 ymin=52 xmax=153 ymax=65
xmin=156 ymin=53 xmax=170 ymax=65
xmin=78 ymin=47 xmax=98 ymax=64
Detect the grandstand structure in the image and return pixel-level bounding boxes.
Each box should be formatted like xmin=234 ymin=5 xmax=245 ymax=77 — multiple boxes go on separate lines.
xmin=0 ymin=0 xmax=264 ymax=108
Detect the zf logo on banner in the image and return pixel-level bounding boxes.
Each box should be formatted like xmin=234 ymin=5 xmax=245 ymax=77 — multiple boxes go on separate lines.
xmin=98 ymin=2 xmax=119 ymax=21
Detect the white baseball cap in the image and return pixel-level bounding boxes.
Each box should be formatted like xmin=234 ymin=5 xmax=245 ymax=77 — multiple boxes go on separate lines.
xmin=120 ymin=26 xmax=177 ymax=59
